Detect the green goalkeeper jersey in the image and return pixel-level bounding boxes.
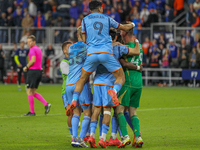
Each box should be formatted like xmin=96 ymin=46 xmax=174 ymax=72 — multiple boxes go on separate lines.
xmin=59 ymin=58 xmax=69 ymax=95
xmin=122 ymin=42 xmax=143 ymax=88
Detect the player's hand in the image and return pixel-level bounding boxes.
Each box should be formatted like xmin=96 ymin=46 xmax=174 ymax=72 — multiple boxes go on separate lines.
xmin=18 ymin=64 xmax=22 ymax=67
xmin=139 ymin=64 xmax=143 ymax=72
xmin=126 ymin=21 xmax=135 ymax=28
xmin=23 ymin=66 xmax=28 ymax=72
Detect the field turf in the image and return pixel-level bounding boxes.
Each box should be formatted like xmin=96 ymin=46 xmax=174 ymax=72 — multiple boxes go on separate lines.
xmin=0 ymin=84 xmax=200 ymax=150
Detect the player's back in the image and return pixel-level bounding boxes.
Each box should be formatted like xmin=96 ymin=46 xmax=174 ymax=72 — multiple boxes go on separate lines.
xmin=66 ymin=41 xmax=87 ymax=85
xmin=94 ymin=45 xmax=129 ymax=86
xmin=82 ymin=12 xmax=119 ymax=55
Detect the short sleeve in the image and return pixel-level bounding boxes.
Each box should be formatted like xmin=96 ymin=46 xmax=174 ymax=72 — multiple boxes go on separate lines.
xmin=81 ymin=19 xmax=86 ymax=34
xmin=60 ymin=61 xmax=69 ymax=75
xmin=119 ymin=45 xmax=129 ymax=57
xmin=109 ymin=17 xmax=120 ymax=29
xmin=29 ymin=48 xmax=36 ymax=57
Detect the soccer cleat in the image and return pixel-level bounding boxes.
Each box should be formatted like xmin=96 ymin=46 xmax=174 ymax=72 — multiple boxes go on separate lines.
xmin=24 ymin=112 xmax=36 ymax=116
xmin=108 ymin=137 xmax=122 ymax=146
xmin=76 ymin=138 xmax=88 ymax=147
xmin=105 ymin=140 xmax=109 ymax=146
xmin=107 ymin=89 xmax=119 ymax=106
xmin=45 ymin=103 xmax=51 ymax=115
xmin=98 ymin=138 xmax=107 ymax=148
xmin=135 ymin=136 xmax=143 ymax=148
xmin=66 ymin=100 xmax=77 ymax=116
xmin=71 ymin=137 xmax=79 ymax=147
xmin=117 ymin=135 xmax=131 ymax=148
xmin=88 ymin=136 xmax=97 ymax=148
xmin=83 ymin=136 xmax=90 ymax=143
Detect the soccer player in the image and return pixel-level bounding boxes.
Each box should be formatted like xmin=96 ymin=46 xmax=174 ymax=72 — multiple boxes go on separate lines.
xmin=65 ymin=27 xmax=91 ymax=147
xmin=66 ymin=0 xmax=135 ymax=116
xmin=60 ymin=41 xmax=73 ymax=137
xmin=116 ymin=26 xmax=144 ymax=148
xmin=88 ymin=29 xmax=140 ymax=148
xmin=10 ymin=43 xmax=17 ymax=83
xmin=23 ymin=35 xmax=51 ymax=116
xmin=14 ymin=41 xmax=28 ymax=91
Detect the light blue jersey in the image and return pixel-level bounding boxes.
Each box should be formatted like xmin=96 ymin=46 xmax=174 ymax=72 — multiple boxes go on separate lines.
xmin=93 ymin=45 xmax=129 ymax=86
xmin=66 ymin=41 xmax=87 ymax=85
xmin=82 ymin=12 xmax=120 ymax=55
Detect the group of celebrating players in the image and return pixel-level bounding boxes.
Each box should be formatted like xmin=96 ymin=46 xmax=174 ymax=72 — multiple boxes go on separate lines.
xmin=59 ymin=0 xmax=144 ymax=148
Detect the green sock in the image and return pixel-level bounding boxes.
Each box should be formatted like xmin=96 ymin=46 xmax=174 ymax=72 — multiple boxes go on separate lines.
xmin=131 ymin=115 xmax=141 ymax=137
xmin=117 ymin=112 xmax=128 ymax=136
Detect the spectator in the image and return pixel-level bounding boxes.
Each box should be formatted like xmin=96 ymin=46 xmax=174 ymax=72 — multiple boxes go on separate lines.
xmin=173 ymin=0 xmax=184 ymax=17
xmin=13 ymin=9 xmax=23 ymax=43
xmin=45 ymin=11 xmax=54 ymax=27
xmin=0 ymin=44 xmax=5 ymax=84
xmin=68 ymin=18 xmax=76 ymax=41
xmin=191 ymin=12 xmax=200 ymax=27
xmin=44 ymin=44 xmax=55 ymax=71
xmin=109 ymin=7 xmax=121 ymax=23
xmin=20 ymin=31 xmax=30 ymax=49
xmin=0 ymin=12 xmax=8 ymax=43
xmin=179 ymin=48 xmax=189 ymax=69
xmin=144 ymin=9 xmax=158 ymax=27
xmin=179 ymin=37 xmax=192 ymax=54
xmin=159 ymin=43 xmax=166 ymax=57
xmin=69 ymin=1 xmax=80 ymax=20
xmin=185 ymin=30 xmax=194 ymax=46
xmin=168 ymin=38 xmax=179 ymax=67
xmin=161 ymin=49 xmax=171 ymax=86
xmin=10 ymin=43 xmax=17 ymax=83
xmin=6 ymin=7 xmax=13 ymax=17
xmin=28 ymin=0 xmax=37 ymax=17
xmin=189 ymin=46 xmax=200 ymax=69
xmin=23 ymin=7 xmax=28 ymax=17
xmin=130 ymin=6 xmax=139 ymax=20
xmin=193 ymin=0 xmax=200 ymax=13
xmin=142 ymin=36 xmax=152 ymax=66
xmin=140 ymin=6 xmax=149 ymax=25
xmin=117 ymin=3 xmax=125 ymax=22
xmin=21 ymin=13 xmax=33 ymax=36
xmin=140 ymin=0 xmax=156 ymax=11
xmin=157 ymin=33 xmax=166 ymax=48
xmin=43 ymin=0 xmax=52 ymax=14
xmin=12 ymin=6 xmax=23 ymax=17
xmin=194 ymin=33 xmax=200 ymax=46
xmin=132 ymin=13 xmax=142 ymax=42
xmin=186 ymin=4 xmax=195 ymax=27
xmin=82 ymin=0 xmax=90 ymax=16
xmin=165 ymin=4 xmax=174 ymax=22
xmin=54 ymin=15 xmax=64 ymax=43
xmin=104 ymin=0 xmax=112 ymax=13
xmin=34 ymin=11 xmax=45 ymax=43
xmin=76 ymin=14 xmax=84 ymax=28
xmin=155 ymin=0 xmax=165 ymax=14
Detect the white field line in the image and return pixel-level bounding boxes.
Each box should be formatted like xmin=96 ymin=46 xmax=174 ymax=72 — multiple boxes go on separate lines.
xmin=0 ymin=106 xmax=200 ymax=119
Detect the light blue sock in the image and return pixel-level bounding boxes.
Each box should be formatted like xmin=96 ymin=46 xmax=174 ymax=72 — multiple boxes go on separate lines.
xmin=102 ymin=124 xmax=109 ymax=141
xmin=118 ymin=126 xmax=122 ymax=137
xmin=113 ymin=83 xmax=122 ymax=93
xmin=90 ymin=120 xmax=98 ymax=136
xmin=111 ymin=114 xmax=118 ymax=134
xmin=72 ymin=114 xmax=80 ymax=137
xmin=68 ymin=127 xmax=72 ymax=136
xmin=99 ymin=114 xmax=103 ymax=137
xmin=79 ymin=116 xmax=91 ymax=139
xmin=124 ymin=111 xmax=133 ymax=131
xmin=72 ymin=92 xmax=80 ymax=101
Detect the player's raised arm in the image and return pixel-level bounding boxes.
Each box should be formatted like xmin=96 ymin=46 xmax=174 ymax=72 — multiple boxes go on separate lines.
xmin=118 ymin=21 xmax=135 ymax=31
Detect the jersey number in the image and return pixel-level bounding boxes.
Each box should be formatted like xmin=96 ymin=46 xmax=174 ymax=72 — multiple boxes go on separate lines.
xmin=93 ymin=22 xmax=103 ymax=35
xmin=69 ymin=51 xmax=85 ymax=65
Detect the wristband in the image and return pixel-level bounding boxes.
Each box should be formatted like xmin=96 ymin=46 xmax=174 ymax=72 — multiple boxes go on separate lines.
xmin=132 ymin=23 xmax=135 ymax=28
xmin=136 ymin=65 xmax=140 ymax=71
xmin=135 ymin=39 xmax=139 ymax=43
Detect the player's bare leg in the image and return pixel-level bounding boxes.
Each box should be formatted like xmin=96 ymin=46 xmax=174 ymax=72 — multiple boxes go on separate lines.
xmin=66 ymin=70 xmax=91 ymax=116
xmin=88 ymin=106 xmax=101 ymax=148
xmin=116 ymin=105 xmax=131 ymax=148
xmin=129 ymin=106 xmax=143 ymax=147
xmin=108 ymin=68 xmax=125 ymax=106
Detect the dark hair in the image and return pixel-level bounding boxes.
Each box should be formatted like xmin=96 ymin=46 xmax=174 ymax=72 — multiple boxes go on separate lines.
xmin=27 ymin=35 xmax=36 ymax=41
xmin=109 ymin=29 xmax=117 ymax=41
xmin=116 ymin=33 xmax=123 ymax=43
xmin=89 ymin=0 xmax=102 ymax=11
xmin=62 ymin=41 xmax=72 ymax=50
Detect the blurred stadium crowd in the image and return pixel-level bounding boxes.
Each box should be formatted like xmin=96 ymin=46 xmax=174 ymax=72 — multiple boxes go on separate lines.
xmin=0 ymin=0 xmax=200 ymax=86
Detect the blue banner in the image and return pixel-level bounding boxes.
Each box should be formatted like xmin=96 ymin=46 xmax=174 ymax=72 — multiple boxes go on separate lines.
xmin=182 ymin=70 xmax=200 ymax=80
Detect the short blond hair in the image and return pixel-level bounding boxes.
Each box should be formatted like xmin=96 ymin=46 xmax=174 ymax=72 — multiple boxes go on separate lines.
xmin=27 ymin=35 xmax=36 ymax=41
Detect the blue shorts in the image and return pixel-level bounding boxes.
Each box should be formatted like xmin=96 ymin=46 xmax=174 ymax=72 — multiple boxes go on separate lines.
xmin=65 ymin=82 xmax=92 ymax=109
xmin=93 ymin=85 xmax=115 ymax=107
xmin=83 ymin=53 xmax=122 ymax=73
xmin=62 ymin=93 xmax=68 ymax=108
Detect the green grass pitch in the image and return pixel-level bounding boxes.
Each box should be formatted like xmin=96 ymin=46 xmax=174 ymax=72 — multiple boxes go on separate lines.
xmin=0 ymin=84 xmax=200 ymax=150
